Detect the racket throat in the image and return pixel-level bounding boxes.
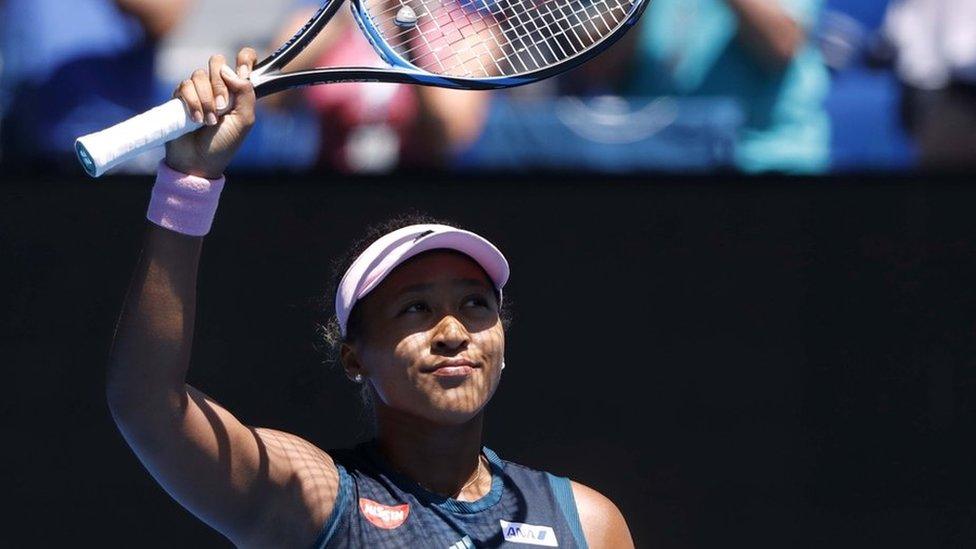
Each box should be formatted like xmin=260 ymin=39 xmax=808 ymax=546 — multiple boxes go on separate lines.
xmin=253 ymin=67 xmax=434 ymax=98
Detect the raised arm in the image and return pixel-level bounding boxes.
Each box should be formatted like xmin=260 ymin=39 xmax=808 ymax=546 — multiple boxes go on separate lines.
xmin=106 ymin=49 xmax=340 ymax=547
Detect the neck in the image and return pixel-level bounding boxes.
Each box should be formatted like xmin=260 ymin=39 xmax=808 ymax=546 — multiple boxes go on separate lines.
xmin=374 ymin=404 xmax=490 ymax=501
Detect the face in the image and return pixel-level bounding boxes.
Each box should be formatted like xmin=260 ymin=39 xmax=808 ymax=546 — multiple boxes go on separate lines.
xmin=341 ymin=250 xmax=505 ymax=425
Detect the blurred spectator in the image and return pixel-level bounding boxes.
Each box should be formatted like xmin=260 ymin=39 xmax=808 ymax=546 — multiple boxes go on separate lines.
xmin=883 ymin=0 xmax=976 ymax=168
xmin=605 ymin=0 xmax=831 ymax=174
xmin=0 ymin=0 xmax=191 ymax=170
xmin=268 ymin=2 xmax=489 ymax=173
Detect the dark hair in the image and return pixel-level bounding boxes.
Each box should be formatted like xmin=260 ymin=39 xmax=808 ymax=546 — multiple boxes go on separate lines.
xmin=313 ymin=212 xmax=513 ymax=418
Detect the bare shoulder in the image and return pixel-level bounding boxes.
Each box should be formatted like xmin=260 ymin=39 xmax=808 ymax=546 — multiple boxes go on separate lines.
xmin=570 ymin=481 xmax=635 ymax=549
xmin=238 ymin=428 xmax=341 ymax=548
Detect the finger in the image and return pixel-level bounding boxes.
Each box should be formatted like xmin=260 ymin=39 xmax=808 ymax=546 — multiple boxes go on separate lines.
xmin=176 ymin=78 xmax=204 ymax=124
xmin=236 ymin=47 xmax=258 ymax=78
xmin=220 ymin=64 xmax=256 ymax=121
xmin=191 ymin=68 xmax=218 ymax=126
xmin=208 ymin=54 xmax=229 ymax=113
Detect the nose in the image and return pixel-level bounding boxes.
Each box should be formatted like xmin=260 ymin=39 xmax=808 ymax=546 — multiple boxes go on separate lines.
xmin=432 ymin=314 xmax=469 ymax=352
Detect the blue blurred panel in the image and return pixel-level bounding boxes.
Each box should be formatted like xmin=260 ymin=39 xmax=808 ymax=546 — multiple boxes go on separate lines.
xmin=0 ymin=0 xmax=154 ymax=161
xmin=456 ymin=96 xmax=744 ymax=173
xmin=827 ymin=69 xmax=917 ymax=171
xmin=818 ymin=0 xmax=892 ymax=70
xmin=823 ymin=0 xmax=889 ymax=29
xmin=229 ymin=107 xmax=320 ymax=173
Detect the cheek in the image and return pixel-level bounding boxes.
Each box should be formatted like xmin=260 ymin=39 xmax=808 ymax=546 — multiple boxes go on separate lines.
xmin=392 ymin=332 xmax=430 ymax=367
xmin=480 ymin=324 xmax=505 ymax=364
xmin=361 ymin=333 xmax=428 ymax=397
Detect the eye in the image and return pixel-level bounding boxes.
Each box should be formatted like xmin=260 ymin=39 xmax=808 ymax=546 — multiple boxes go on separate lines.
xmin=463 ymin=295 xmax=491 ymax=309
xmin=400 ymin=301 xmax=429 ymax=315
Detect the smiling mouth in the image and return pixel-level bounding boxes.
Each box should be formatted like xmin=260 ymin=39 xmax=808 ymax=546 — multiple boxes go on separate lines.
xmin=422 ymin=360 xmax=479 ymax=377
xmin=430 ymin=365 xmax=475 ymax=377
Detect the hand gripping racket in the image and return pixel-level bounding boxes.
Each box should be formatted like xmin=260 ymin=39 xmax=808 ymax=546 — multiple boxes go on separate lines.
xmin=75 ymin=0 xmax=648 ymax=176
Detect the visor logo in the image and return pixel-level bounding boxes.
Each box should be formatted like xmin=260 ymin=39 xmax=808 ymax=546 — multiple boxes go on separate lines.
xmin=359 ymin=497 xmax=410 ymax=529
xmin=413 ymin=230 xmax=435 ymax=242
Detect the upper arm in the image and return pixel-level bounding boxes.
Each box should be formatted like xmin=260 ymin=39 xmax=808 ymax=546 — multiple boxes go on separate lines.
xmin=570 ymin=481 xmax=634 ymax=549
xmin=110 ymin=384 xmax=340 ymax=546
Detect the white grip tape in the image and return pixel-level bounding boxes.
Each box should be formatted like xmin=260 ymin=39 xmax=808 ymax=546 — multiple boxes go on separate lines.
xmin=75 ymin=99 xmax=202 ymax=177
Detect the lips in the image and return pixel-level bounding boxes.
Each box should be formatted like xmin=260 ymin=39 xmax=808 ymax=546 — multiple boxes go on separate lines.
xmin=421 ymin=359 xmax=479 ymax=375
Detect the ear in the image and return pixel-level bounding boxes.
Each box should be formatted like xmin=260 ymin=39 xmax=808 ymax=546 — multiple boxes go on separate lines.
xmin=340 ymin=343 xmax=365 ymax=382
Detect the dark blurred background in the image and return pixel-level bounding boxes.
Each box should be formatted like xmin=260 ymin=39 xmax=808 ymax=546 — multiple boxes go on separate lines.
xmin=3 ymin=175 xmax=976 ymax=547
xmin=2 ymin=0 xmax=976 ymax=547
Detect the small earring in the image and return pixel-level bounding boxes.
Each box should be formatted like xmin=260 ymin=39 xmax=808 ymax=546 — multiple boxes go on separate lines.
xmin=353 ymin=374 xmax=364 ymax=383
xmin=501 ymin=361 xmax=506 ymax=371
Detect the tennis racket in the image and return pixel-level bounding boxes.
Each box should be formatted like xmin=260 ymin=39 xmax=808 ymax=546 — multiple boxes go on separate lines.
xmin=75 ymin=0 xmax=648 ymax=177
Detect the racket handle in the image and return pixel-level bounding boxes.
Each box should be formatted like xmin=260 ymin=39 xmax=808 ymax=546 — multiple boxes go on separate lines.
xmin=75 ymin=99 xmax=202 ymax=177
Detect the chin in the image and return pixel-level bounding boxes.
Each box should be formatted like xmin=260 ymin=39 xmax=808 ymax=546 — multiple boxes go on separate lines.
xmin=424 ymin=395 xmax=489 ymax=425
xmin=417 ymin=368 xmax=499 ymax=419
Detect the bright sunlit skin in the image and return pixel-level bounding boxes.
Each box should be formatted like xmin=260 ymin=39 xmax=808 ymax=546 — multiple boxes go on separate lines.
xmin=340 ymin=250 xmax=505 ymax=499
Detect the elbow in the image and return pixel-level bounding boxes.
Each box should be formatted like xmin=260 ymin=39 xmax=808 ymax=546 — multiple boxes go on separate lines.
xmin=105 ymin=368 xmax=185 ymax=423
xmin=105 ymin=380 xmax=142 ymax=425
xmin=105 ymin=359 xmax=138 ymax=417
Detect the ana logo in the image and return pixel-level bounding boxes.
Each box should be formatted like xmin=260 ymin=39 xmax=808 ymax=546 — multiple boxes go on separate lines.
xmin=359 ymin=497 xmax=410 ymax=529
xmin=499 ymin=520 xmax=558 ymax=547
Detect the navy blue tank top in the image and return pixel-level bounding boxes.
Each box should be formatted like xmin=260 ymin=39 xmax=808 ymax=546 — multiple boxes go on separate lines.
xmin=313 ymin=442 xmax=588 ymax=548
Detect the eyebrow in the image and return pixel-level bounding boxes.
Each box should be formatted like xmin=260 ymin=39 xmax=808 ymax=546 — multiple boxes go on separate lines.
xmin=397 ymin=278 xmax=491 ymax=295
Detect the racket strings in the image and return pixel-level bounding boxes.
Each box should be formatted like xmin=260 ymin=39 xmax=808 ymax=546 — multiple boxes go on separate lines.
xmin=414 ymin=0 xmax=612 ymax=64
xmin=363 ymin=0 xmax=634 ymax=77
xmin=431 ymin=0 xmax=620 ymax=75
xmin=373 ymin=0 xmax=511 ymax=74
xmin=456 ymin=0 xmax=627 ymax=74
xmin=372 ymin=0 xmax=603 ymax=72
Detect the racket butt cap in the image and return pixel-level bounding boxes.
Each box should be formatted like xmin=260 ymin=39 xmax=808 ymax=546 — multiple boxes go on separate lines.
xmin=75 ymin=140 xmax=98 ymax=178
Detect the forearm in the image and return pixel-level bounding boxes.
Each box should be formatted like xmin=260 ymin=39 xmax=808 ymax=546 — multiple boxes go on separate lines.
xmin=106 ymin=49 xmax=253 ymax=411
xmin=725 ymin=0 xmax=805 ymax=67
xmin=107 ymin=223 xmax=203 ymax=413
xmin=114 ymin=0 xmax=192 ymax=40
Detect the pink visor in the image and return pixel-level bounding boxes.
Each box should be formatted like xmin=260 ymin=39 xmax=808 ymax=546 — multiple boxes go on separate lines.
xmin=335 ymin=224 xmax=509 ymax=338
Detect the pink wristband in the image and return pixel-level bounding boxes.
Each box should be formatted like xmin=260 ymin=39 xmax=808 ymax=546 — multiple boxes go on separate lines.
xmin=146 ymin=162 xmax=226 ymax=237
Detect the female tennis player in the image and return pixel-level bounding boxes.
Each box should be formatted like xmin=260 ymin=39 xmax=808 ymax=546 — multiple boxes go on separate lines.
xmin=106 ymin=48 xmax=634 ymax=548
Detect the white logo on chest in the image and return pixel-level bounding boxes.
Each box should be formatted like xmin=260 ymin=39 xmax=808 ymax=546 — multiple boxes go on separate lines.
xmin=499 ymin=519 xmax=559 ymax=547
